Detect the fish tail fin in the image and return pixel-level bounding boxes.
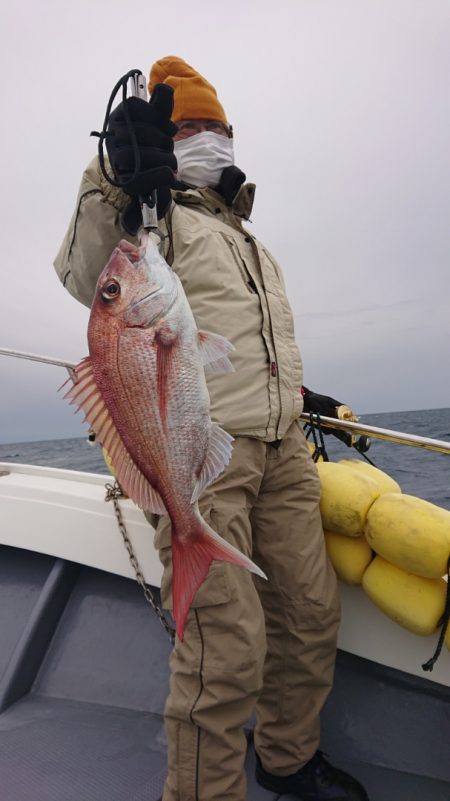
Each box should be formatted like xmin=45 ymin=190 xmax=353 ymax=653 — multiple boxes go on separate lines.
xmin=172 ymin=517 xmax=266 ymax=641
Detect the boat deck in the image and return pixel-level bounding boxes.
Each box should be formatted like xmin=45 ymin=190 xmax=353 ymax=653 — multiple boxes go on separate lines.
xmin=0 ymin=545 xmax=449 ymax=801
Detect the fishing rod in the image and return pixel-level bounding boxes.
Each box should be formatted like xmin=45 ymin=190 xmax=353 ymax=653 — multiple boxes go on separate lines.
xmin=2 ymin=347 xmax=450 ymax=456
xmin=0 ymin=347 xmax=76 ymax=375
xmin=300 ymin=412 xmax=450 ymax=456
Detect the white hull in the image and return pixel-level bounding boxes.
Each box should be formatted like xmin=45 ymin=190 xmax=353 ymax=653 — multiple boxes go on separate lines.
xmin=1 ymin=460 xmax=448 ymax=687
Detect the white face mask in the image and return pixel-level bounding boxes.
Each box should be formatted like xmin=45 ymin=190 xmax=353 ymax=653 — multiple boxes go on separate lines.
xmin=174 ymin=131 xmax=235 ymax=188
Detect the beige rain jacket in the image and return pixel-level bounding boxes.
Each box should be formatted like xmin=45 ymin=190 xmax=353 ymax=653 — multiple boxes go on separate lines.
xmin=54 ymin=157 xmax=304 ymax=440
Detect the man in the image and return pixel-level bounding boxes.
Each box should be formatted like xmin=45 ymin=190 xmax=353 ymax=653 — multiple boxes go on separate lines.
xmin=54 ymin=56 xmax=368 ymax=801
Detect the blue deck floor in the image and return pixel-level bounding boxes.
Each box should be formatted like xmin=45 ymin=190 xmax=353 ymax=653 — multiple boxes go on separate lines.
xmin=0 ymin=546 xmax=448 ymax=801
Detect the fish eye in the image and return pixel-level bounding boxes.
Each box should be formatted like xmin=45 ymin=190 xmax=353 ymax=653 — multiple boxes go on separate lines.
xmin=101 ymin=281 xmax=120 ymax=301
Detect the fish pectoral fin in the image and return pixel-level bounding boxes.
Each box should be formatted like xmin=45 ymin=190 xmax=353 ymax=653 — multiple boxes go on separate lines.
xmin=197 ymin=330 xmax=235 ymax=374
xmin=191 ymin=423 xmax=234 ymax=503
xmin=61 ymin=357 xmax=167 ymax=515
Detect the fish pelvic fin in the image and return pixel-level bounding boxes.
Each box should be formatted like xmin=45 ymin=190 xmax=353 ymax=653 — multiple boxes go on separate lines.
xmin=61 ymin=357 xmax=166 ymax=515
xmin=191 ymin=423 xmax=234 ymax=503
xmin=197 ymin=330 xmax=235 ymax=374
xmin=172 ymin=516 xmax=266 ymax=640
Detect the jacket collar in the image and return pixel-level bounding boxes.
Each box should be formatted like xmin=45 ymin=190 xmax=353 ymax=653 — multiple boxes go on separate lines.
xmin=171 ymin=183 xmax=256 ymax=221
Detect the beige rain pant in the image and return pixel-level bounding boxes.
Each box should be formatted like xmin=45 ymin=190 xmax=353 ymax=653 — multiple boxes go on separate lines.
xmin=153 ymin=422 xmax=341 ymax=801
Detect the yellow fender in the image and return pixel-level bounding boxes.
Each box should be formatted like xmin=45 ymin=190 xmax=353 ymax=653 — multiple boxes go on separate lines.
xmin=362 ymin=556 xmax=447 ymax=636
xmin=338 ymin=459 xmax=401 ymax=495
xmin=365 ymin=493 xmax=450 ymax=579
xmin=102 ymin=447 xmax=117 ymax=478
xmin=310 ymin=448 xmax=450 ymax=641
xmin=316 ymin=462 xmax=380 ymax=537
xmin=324 ymin=531 xmax=373 ymax=584
xmin=102 ymin=447 xmax=129 ymax=498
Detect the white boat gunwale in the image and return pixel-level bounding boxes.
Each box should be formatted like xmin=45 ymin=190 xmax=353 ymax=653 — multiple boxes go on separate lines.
xmin=0 ymin=459 xmax=449 ymax=688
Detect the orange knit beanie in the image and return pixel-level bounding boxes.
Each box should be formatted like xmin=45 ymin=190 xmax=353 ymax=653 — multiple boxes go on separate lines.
xmin=148 ymin=56 xmax=227 ymax=124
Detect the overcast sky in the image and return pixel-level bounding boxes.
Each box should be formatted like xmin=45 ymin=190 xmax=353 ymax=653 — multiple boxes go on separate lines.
xmin=1 ymin=0 xmax=449 ymax=443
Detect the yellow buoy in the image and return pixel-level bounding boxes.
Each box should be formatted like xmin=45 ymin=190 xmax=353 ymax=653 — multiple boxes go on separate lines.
xmin=102 ymin=447 xmax=117 ymax=478
xmin=339 ymin=459 xmax=401 ymax=495
xmin=316 ymin=462 xmax=380 ymax=537
xmin=362 ymin=556 xmax=447 ymax=636
xmin=325 ymin=531 xmax=373 ymax=584
xmin=365 ymin=493 xmax=450 ymax=579
xmin=102 ymin=448 xmax=128 ymax=498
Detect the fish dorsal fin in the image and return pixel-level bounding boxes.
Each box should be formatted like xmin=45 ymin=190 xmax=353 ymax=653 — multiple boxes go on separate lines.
xmin=197 ymin=330 xmax=235 ymax=374
xmin=61 ymin=358 xmax=167 ymax=515
xmin=191 ymin=422 xmax=234 ymax=503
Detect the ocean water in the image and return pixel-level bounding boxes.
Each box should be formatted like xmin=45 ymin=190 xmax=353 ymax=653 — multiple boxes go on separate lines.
xmin=1 ymin=408 xmax=450 ymax=510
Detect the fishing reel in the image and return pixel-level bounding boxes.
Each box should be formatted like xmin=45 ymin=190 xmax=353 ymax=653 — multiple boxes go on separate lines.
xmin=304 ymin=416 xmax=372 ymax=464
xmin=354 ymin=435 xmax=371 ymax=453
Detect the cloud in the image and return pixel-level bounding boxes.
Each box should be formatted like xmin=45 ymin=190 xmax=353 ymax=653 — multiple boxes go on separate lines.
xmin=1 ymin=0 xmax=450 ymax=442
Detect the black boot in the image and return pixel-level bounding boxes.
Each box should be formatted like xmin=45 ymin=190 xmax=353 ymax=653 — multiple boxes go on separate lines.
xmin=255 ymin=751 xmax=369 ymax=800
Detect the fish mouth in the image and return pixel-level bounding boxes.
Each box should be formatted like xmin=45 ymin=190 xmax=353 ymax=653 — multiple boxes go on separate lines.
xmin=131 ymin=285 xmax=163 ymax=308
xmin=128 ymin=281 xmax=178 ymax=328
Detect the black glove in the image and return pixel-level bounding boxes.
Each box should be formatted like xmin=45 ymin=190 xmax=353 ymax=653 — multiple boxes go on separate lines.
xmin=302 ymin=386 xmax=358 ymax=446
xmin=302 ymin=387 xmax=346 ymax=418
xmin=106 ymin=84 xmax=178 ymax=216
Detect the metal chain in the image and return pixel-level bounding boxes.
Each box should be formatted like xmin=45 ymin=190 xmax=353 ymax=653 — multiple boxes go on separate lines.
xmin=104 ymin=481 xmax=175 ymax=645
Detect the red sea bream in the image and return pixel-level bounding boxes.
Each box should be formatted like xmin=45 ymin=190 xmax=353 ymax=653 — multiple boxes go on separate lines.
xmin=62 ymin=237 xmax=265 ymax=638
